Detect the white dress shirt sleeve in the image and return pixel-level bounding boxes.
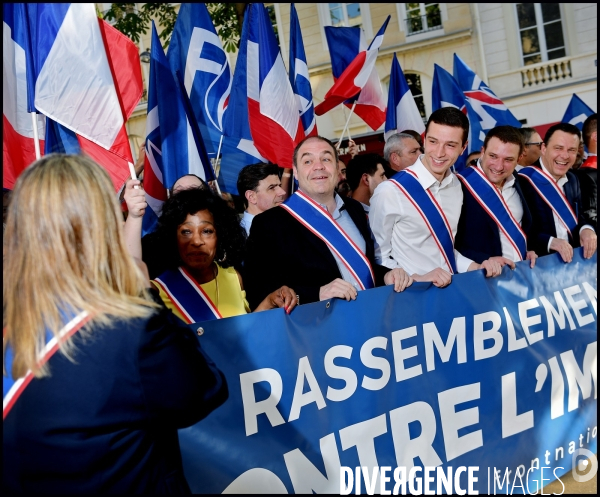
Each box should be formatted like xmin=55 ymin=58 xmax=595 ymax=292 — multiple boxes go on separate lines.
xmin=454 ymin=249 xmax=475 ymax=273
xmin=369 ymin=182 xmax=402 ymax=270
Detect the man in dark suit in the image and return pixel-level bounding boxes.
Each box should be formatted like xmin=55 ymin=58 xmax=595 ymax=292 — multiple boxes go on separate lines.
xmin=519 ymin=123 xmax=597 ymax=262
xmin=456 ymin=126 xmax=538 ymax=267
xmin=576 ymin=113 xmax=597 ymax=226
xmin=244 ymin=136 xmax=412 ymax=309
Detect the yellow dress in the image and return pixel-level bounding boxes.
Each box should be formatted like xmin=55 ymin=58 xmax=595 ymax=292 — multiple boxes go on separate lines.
xmin=152 ymin=264 xmax=250 ymax=322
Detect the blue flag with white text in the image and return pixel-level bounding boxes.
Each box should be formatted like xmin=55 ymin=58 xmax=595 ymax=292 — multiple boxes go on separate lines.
xmin=179 ymin=252 xmax=597 ymax=494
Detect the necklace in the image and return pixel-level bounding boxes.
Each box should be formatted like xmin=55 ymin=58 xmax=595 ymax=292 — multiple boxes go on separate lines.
xmin=212 ymin=263 xmax=219 ymax=310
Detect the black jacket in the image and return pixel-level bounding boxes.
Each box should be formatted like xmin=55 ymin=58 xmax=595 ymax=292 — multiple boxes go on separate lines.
xmin=575 ymin=166 xmax=597 ymax=226
xmin=243 ymin=195 xmax=389 ymax=309
xmin=3 ymin=296 xmax=228 ymax=494
xmin=519 ymin=168 xmax=595 ymax=255
xmin=455 ymin=172 xmax=533 ymax=263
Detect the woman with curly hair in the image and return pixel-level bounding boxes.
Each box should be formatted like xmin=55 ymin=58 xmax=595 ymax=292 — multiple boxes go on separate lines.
xmin=123 ymin=181 xmax=297 ymax=321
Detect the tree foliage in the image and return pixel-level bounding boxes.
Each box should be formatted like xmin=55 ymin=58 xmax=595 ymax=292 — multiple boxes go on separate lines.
xmin=102 ymin=3 xmax=248 ymax=51
xmin=102 ymin=3 xmax=178 ymax=47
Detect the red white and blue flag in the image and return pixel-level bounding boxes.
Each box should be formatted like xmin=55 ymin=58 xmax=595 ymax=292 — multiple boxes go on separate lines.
xmin=453 ymin=53 xmax=521 ymax=154
xmin=3 ymin=3 xmax=45 ymax=189
xmin=244 ymin=3 xmax=303 ymax=169
xmin=384 ymin=53 xmax=425 ymax=141
xmin=561 ymin=94 xmax=595 ymax=131
xmin=289 ymin=3 xmax=317 ymax=137
xmin=315 ymin=16 xmax=390 ymax=131
xmin=3 ymin=3 xmax=141 ymax=191
xmin=43 ymin=17 xmax=143 ymax=190
xmin=143 ymin=22 xmax=215 ymax=235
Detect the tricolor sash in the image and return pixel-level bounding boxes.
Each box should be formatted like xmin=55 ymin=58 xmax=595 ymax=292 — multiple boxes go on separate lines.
xmin=518 ymin=166 xmax=578 ymax=235
xmin=390 ymin=169 xmax=458 ymax=274
xmin=457 ymin=167 xmax=527 ymax=260
xmin=280 ymin=191 xmax=375 ymax=290
xmin=3 ymin=311 xmax=92 ymax=420
xmin=153 ymin=267 xmax=222 ymax=324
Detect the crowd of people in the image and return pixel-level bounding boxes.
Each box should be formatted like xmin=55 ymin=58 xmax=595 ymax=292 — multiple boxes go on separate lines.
xmin=3 ymin=108 xmax=597 ymax=493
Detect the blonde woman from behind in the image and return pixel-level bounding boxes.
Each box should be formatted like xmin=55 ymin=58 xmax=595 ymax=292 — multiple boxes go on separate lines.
xmin=3 ymin=154 xmax=228 ymax=494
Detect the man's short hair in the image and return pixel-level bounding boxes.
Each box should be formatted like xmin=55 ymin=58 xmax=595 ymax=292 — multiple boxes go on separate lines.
xmin=383 ymin=133 xmax=417 ymax=162
xmin=237 ymin=163 xmax=281 ymax=208
xmin=544 ymin=122 xmax=581 ymax=145
xmin=346 ymin=153 xmax=385 ymax=191
xmin=483 ymin=125 xmax=525 ymax=156
xmin=400 ymin=129 xmax=423 ymax=148
xmin=518 ymin=127 xmax=538 ymax=144
xmin=293 ymin=136 xmax=338 ymax=168
xmin=425 ymin=107 xmax=470 ymax=145
xmin=582 ymin=113 xmax=597 ymax=148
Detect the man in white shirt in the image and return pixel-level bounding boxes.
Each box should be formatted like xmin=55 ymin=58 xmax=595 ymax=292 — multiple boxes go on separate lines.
xmin=455 ymin=125 xmax=538 ymax=267
xmin=369 ymin=107 xmax=511 ymax=288
xmin=519 ymin=123 xmax=597 ymax=262
xmin=237 ymin=163 xmax=286 ymax=236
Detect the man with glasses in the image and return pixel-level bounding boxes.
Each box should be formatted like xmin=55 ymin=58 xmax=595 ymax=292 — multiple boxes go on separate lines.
xmin=516 ymin=127 xmax=543 ymax=171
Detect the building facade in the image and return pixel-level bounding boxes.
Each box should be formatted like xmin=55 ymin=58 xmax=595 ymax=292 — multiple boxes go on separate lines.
xmin=116 ymin=3 xmax=597 ymax=162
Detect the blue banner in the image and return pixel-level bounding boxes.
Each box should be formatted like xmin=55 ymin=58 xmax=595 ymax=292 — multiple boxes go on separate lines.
xmin=180 ymin=252 xmax=597 ymax=494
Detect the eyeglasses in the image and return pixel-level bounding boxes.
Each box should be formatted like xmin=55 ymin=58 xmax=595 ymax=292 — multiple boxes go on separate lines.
xmin=525 ymin=142 xmax=543 ymax=147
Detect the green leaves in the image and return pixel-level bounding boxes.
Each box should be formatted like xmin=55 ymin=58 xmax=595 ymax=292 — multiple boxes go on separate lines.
xmin=102 ymin=3 xmax=246 ymax=52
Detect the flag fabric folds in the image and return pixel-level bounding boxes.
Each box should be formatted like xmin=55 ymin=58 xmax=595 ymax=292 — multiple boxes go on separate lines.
xmin=142 ymin=22 xmax=215 ymax=235
xmin=3 ymin=4 xmax=141 ymax=191
xmin=222 ymin=2 xmax=302 ymax=192
xmin=453 ymin=54 xmax=521 ymax=154
xmin=44 ymin=17 xmax=144 ymax=190
xmin=167 ymin=3 xmax=232 ymax=158
xmin=289 ymin=3 xmax=317 ymax=137
xmin=21 ymin=4 xmax=126 ymax=151
xmin=561 ymin=94 xmax=595 ymax=130
xmin=3 ymin=3 xmax=46 ymax=189
xmin=384 ymin=53 xmax=425 ymax=141
xmin=431 ymin=63 xmax=466 ymax=113
xmin=315 ymin=16 xmax=390 ymax=131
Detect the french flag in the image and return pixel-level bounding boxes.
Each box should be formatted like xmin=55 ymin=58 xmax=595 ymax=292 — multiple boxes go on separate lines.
xmin=315 ymin=16 xmax=390 ymax=131
xmin=245 ymin=3 xmax=303 ymax=169
xmin=384 ymin=53 xmax=425 ymax=141
xmin=453 ymin=53 xmax=521 ymax=153
xmin=143 ymin=22 xmax=215 ymax=235
xmin=3 ymin=3 xmax=45 ymax=189
xmin=43 ymin=17 xmax=144 ymax=190
xmin=4 ymin=4 xmax=140 ymax=191
xmin=289 ymin=3 xmax=317 ymax=137
xmin=167 ymin=3 xmax=232 ymax=158
xmin=561 ymin=94 xmax=594 ymax=131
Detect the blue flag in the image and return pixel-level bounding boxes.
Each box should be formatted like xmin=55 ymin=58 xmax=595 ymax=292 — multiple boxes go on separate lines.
xmin=453 ymin=54 xmax=521 ymax=154
xmin=289 ymin=3 xmax=317 ymax=137
xmin=142 ymin=22 xmax=214 ymax=235
xmin=561 ymin=94 xmax=595 ymax=131
xmin=167 ymin=3 xmax=231 ymax=157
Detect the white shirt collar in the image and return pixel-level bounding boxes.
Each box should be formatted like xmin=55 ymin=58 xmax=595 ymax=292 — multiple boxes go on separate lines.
xmin=539 ymin=158 xmax=568 ymax=187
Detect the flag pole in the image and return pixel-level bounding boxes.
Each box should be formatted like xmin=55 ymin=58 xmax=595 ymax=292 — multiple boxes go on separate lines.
xmin=212 ymin=135 xmax=223 ymax=196
xmin=31 ymin=113 xmax=41 ymax=160
xmin=336 ymin=101 xmax=357 ymax=149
